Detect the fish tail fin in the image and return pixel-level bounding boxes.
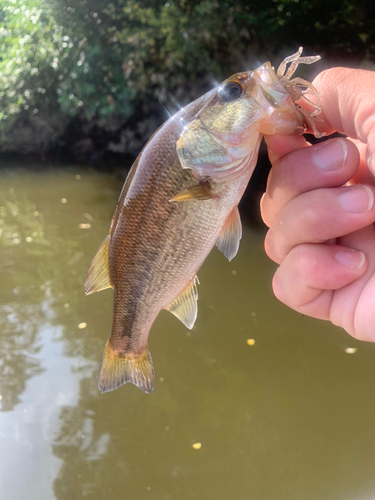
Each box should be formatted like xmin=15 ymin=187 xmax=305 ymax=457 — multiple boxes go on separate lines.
xmin=98 ymin=340 xmax=155 ymax=394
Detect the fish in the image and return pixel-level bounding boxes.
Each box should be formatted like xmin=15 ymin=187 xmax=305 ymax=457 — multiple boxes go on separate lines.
xmin=85 ymin=47 xmax=323 ymax=394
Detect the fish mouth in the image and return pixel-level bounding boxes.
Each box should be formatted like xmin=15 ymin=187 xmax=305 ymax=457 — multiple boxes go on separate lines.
xmin=264 ymin=108 xmax=306 ymax=135
xmin=252 ymin=62 xmax=306 ymax=135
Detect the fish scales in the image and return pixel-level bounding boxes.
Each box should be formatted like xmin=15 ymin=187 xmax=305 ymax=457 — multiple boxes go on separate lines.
xmin=85 ymin=47 xmax=323 ymax=394
xmin=109 ymin=105 xmax=249 ymax=347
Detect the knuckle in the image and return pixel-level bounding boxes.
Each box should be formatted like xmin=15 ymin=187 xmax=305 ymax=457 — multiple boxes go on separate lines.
xmin=292 ymin=244 xmax=318 ymax=278
xmin=272 ymin=263 xmax=297 ymax=307
xmin=288 ymin=194 xmax=320 ymax=235
xmin=260 ymin=192 xmax=272 ymax=228
xmin=272 ymin=268 xmax=286 ymax=303
xmin=264 ymin=228 xmax=283 ymax=264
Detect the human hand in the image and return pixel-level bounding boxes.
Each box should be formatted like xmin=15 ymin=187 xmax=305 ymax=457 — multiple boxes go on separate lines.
xmin=261 ymin=68 xmax=375 ymax=341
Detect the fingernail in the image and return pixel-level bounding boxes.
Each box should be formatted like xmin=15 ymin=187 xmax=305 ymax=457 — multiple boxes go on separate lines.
xmin=335 ymin=249 xmax=365 ymax=269
xmin=312 ymin=138 xmax=347 ymax=171
xmin=338 ymin=186 xmax=374 ymax=213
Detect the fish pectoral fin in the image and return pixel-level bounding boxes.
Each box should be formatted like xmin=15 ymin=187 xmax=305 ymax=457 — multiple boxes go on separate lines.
xmin=85 ymin=235 xmax=113 ymax=296
xmin=165 ymin=275 xmax=199 ymax=329
xmin=216 ymin=206 xmax=242 ymax=262
xmin=98 ymin=340 xmax=155 ymax=394
xmin=170 ymin=182 xmax=219 ymax=202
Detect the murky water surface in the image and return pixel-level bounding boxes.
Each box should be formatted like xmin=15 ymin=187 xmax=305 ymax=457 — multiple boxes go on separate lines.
xmin=1 ymin=168 xmax=375 ymax=500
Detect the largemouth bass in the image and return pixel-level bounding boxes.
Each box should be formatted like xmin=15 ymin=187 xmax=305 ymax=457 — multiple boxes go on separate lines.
xmin=85 ymin=48 xmax=322 ymax=394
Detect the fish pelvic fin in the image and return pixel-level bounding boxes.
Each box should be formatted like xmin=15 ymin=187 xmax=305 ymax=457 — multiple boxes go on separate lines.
xmin=216 ymin=206 xmax=242 ymax=262
xmin=85 ymin=235 xmax=113 ymax=295
xmin=98 ymin=340 xmax=155 ymax=394
xmin=170 ymin=182 xmax=219 ymax=202
xmin=165 ymin=275 xmax=199 ymax=329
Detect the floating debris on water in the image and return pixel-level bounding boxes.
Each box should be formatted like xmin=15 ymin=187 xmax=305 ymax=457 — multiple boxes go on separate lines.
xmin=251 ymin=312 xmax=257 ymax=318
xmin=192 ymin=442 xmax=202 ymax=450
xmin=25 ymin=237 xmax=32 ymax=242
xmin=64 ymin=303 xmax=70 ymax=309
xmin=247 ymin=339 xmax=256 ymax=346
xmin=345 ymin=347 xmax=358 ymax=354
xmin=33 ymin=211 xmax=39 ymax=216
xmin=159 ymin=377 xmax=164 ymax=383
xmin=78 ymin=322 xmax=87 ymax=329
xmin=78 ymin=223 xmax=91 ymax=229
xmin=75 ymin=174 xmax=81 ymax=180
xmin=61 ymin=198 xmax=67 ymax=204
xmin=146 ymin=487 xmax=151 ymax=492
xmin=186 ymin=331 xmax=191 ymax=337
xmin=231 ymin=270 xmax=237 ymax=276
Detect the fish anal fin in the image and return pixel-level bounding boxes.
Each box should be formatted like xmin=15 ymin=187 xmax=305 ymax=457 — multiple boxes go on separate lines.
xmin=165 ymin=276 xmax=199 ymax=329
xmin=98 ymin=340 xmax=155 ymax=394
xmin=170 ymin=182 xmax=219 ymax=202
xmin=85 ymin=235 xmax=113 ymax=296
xmin=216 ymin=207 xmax=242 ymax=262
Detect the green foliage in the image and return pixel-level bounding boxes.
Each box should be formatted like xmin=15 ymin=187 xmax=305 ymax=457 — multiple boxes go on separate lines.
xmin=0 ymin=0 xmax=133 ymax=123
xmin=0 ymin=0 xmax=374 ymax=147
xmin=0 ymin=0 xmax=65 ymax=120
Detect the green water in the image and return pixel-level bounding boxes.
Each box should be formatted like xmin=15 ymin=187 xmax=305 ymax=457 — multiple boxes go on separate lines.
xmin=1 ymin=168 xmax=375 ymax=500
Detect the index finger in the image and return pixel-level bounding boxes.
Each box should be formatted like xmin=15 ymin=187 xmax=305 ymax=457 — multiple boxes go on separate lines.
xmin=312 ymin=68 xmax=375 ymax=174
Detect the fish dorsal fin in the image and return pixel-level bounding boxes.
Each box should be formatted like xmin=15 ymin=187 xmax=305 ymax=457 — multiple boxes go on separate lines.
xmin=170 ymin=182 xmax=219 ymax=202
xmin=165 ymin=276 xmax=199 ymax=329
xmin=98 ymin=340 xmax=155 ymax=394
xmin=85 ymin=235 xmax=113 ymax=296
xmin=216 ymin=207 xmax=242 ymax=262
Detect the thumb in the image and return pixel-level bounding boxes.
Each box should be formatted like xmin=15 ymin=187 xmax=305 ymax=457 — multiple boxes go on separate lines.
xmin=313 ymin=67 xmax=375 ymax=175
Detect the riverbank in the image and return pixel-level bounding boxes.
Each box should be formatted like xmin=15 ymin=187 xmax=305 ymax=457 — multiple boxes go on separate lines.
xmin=0 ymin=108 xmax=164 ymax=169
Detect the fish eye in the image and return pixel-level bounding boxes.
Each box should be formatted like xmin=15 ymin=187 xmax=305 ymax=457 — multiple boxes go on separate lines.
xmin=219 ymin=82 xmax=243 ymax=102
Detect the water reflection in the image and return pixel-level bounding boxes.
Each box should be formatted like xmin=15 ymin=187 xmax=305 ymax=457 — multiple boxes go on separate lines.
xmin=0 ymin=302 xmax=44 ymax=411
xmin=2 ymin=168 xmax=375 ymax=500
xmin=0 ymin=169 xmax=119 ymax=499
xmin=0 ymin=195 xmax=49 ymax=411
xmin=0 ymin=171 xmax=119 ymax=412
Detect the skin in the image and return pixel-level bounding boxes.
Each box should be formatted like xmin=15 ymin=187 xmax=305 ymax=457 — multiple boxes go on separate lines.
xmin=261 ymin=68 xmax=375 ymax=342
